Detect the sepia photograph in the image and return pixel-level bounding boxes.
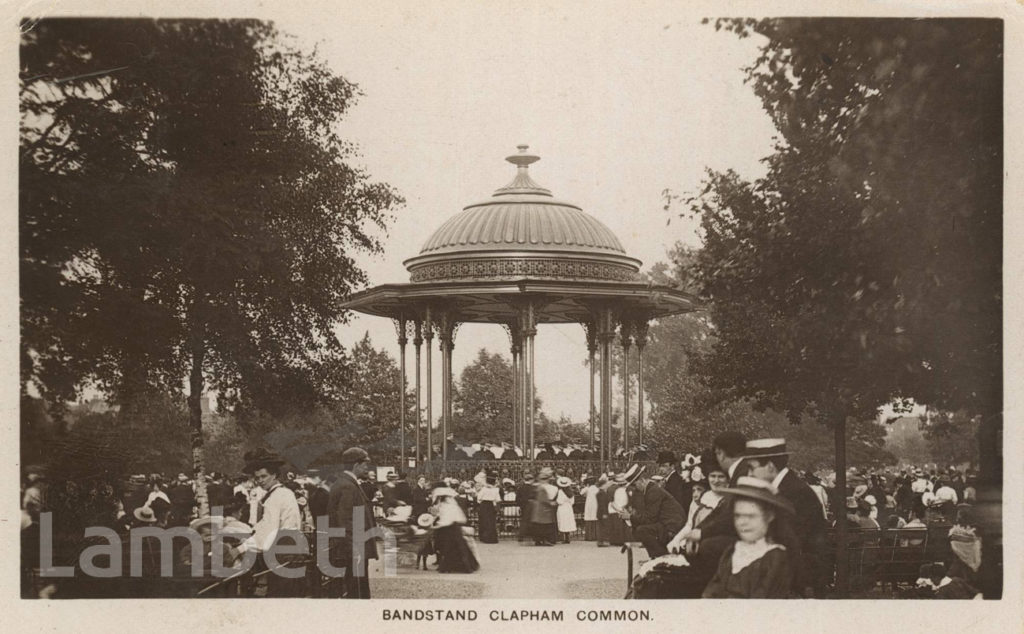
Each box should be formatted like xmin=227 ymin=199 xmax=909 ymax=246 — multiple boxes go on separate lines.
xmin=11 ymin=1 xmax=1018 ymax=626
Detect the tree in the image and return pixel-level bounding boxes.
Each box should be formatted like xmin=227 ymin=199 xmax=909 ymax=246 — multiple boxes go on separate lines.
xmin=452 ymin=349 xmax=514 ymax=442
xmin=921 ymin=409 xmax=981 ymax=467
xmin=642 ymin=245 xmax=894 ymax=469
xmin=20 ymin=19 xmax=403 ymax=515
xmin=451 ymin=348 xmax=548 ymax=445
xmin=682 ymin=18 xmax=1001 ymax=594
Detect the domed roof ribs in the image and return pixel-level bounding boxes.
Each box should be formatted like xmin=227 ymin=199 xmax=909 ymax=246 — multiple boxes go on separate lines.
xmin=404 ymin=145 xmax=641 ymax=279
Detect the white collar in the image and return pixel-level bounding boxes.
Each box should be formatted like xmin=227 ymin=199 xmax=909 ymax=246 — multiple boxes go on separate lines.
xmin=727 ymin=461 xmax=739 ymax=478
xmin=731 ymin=538 xmax=784 ymax=574
xmin=771 ymin=467 xmax=790 ymax=490
xmin=937 ymin=576 xmax=953 ymax=589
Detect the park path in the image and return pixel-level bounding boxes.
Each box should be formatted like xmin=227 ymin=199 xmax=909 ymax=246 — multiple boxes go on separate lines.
xmin=370 ymin=539 xmax=627 ymax=599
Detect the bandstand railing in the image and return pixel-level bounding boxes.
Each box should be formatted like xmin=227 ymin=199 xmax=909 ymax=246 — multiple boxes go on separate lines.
xmin=408 ymin=460 xmax=657 ymax=482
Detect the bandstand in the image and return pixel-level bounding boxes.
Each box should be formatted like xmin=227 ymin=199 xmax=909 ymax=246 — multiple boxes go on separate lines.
xmin=341 ymin=146 xmax=699 ymax=468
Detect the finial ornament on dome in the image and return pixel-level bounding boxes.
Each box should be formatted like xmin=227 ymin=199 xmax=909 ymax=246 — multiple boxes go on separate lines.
xmin=506 ymin=144 xmax=540 ymax=170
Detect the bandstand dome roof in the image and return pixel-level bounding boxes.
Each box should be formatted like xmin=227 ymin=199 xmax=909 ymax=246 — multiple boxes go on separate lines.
xmin=403 ymin=146 xmax=642 ymax=284
xmin=342 ymin=145 xmax=699 ymax=325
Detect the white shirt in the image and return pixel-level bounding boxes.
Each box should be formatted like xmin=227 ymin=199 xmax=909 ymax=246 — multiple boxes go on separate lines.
xmin=477 ymin=485 xmax=500 ymax=502
xmin=436 ymin=497 xmax=467 ymax=527
xmin=246 ymin=483 xmax=301 ymax=552
xmin=727 ymin=460 xmax=741 ymax=482
xmin=770 ymin=467 xmax=790 ymax=491
xmin=145 ymin=490 xmax=170 ymax=507
xmin=583 ymin=485 xmax=599 ymax=521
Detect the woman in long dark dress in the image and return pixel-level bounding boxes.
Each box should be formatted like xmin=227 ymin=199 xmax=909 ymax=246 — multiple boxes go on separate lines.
xmin=702 ymin=477 xmax=795 ymax=599
xmin=431 ymin=487 xmax=479 ymax=573
xmin=477 ymin=476 xmax=500 ymax=544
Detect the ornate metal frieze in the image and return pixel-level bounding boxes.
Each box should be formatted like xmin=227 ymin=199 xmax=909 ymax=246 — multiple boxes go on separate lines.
xmin=408 ymin=257 xmax=638 ymax=283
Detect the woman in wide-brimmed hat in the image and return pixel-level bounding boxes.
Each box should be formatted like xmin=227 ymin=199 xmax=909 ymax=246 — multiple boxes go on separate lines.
xmin=430 ymin=485 xmax=479 ymax=573
xmin=701 ymin=477 xmax=796 ymax=599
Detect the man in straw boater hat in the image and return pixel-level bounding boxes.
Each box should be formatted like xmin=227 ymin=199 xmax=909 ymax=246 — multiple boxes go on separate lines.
xmin=237 ymin=448 xmax=304 ymax=597
xmin=621 ymin=464 xmax=685 ymax=558
xmin=701 ymin=476 xmax=796 ymax=598
xmin=326 ymin=446 xmax=379 ymax=599
xmin=744 ymin=438 xmax=827 ymax=597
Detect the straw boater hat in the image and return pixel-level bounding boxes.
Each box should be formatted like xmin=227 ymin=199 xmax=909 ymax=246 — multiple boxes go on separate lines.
xmin=556 ymin=476 xmax=572 ymax=488
xmin=718 ymin=476 xmax=795 ymax=515
xmin=386 ymin=471 xmax=399 ymax=481
xmin=133 ymin=506 xmax=158 ymax=523
xmin=744 ymin=438 xmax=790 ymax=459
xmin=621 ymin=464 xmax=645 ymax=486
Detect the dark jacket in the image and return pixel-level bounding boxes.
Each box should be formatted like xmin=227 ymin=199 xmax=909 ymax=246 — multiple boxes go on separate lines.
xmin=776 ymin=470 xmax=827 ymax=593
xmin=207 ymin=482 xmax=234 ymax=511
xmin=411 ymin=485 xmax=430 ymax=517
xmin=662 ymin=471 xmax=687 ymax=509
xmin=629 ymin=481 xmax=685 ymax=536
xmin=328 ymin=473 xmax=378 ymax=564
xmin=531 ymin=482 xmax=557 ymax=524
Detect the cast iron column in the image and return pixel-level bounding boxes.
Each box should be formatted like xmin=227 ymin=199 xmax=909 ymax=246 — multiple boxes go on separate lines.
xmin=414 ymin=319 xmax=423 ymax=466
xmin=633 ymin=319 xmax=649 ymax=446
xmin=619 ymin=320 xmax=633 ymax=453
xmin=396 ymin=316 xmax=408 ymax=468
xmin=423 ymin=307 xmax=433 ymax=463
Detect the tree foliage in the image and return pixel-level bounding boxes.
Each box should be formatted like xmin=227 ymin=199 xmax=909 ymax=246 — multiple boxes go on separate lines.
xmin=641 ymin=245 xmax=893 ymax=469
xmin=684 ymin=18 xmax=1001 ymax=428
xmin=20 ymin=19 xmax=403 ymax=508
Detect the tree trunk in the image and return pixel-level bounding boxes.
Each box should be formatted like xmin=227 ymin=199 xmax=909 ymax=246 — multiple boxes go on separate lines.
xmin=188 ymin=329 xmax=209 ymax=518
xmin=833 ymin=417 xmax=848 ymax=597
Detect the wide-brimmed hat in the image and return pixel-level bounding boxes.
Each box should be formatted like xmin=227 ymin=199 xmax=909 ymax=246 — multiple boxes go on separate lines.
xmin=501 ymin=477 xmax=515 ymax=486
xmin=417 ymin=513 xmax=436 ymax=528
xmin=744 ymin=438 xmax=789 ymax=459
xmin=845 ymin=496 xmax=859 ymax=510
xmin=431 ymin=486 xmax=458 ymax=499
xmin=657 ymin=451 xmax=677 ymax=465
xmin=556 ymin=476 xmax=572 ymax=487
xmin=244 ymin=448 xmax=286 ymax=473
xmin=538 ymin=467 xmax=554 ymax=481
xmin=133 ymin=506 xmax=158 ymax=523
xmin=719 ymin=476 xmax=794 ymax=514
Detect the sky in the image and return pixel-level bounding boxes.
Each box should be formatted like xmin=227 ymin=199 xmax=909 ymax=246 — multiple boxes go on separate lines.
xmin=270 ymin=5 xmax=779 ymax=423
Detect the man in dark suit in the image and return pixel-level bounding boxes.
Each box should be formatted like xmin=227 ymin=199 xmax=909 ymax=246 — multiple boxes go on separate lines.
xmin=327 ymin=447 xmax=378 ymax=599
xmin=207 ymin=472 xmax=234 ymax=514
xmin=622 ymin=465 xmax=684 ymax=558
xmin=745 ymin=438 xmax=827 ymax=597
xmin=657 ymin=451 xmax=686 ymax=509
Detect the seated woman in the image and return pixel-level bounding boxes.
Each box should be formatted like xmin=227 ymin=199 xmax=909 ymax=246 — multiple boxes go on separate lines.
xmin=702 ymin=477 xmax=795 ymax=599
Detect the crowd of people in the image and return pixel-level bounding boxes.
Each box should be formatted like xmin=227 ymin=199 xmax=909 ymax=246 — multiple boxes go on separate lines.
xmin=20 ymin=432 xmax=984 ymax=600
